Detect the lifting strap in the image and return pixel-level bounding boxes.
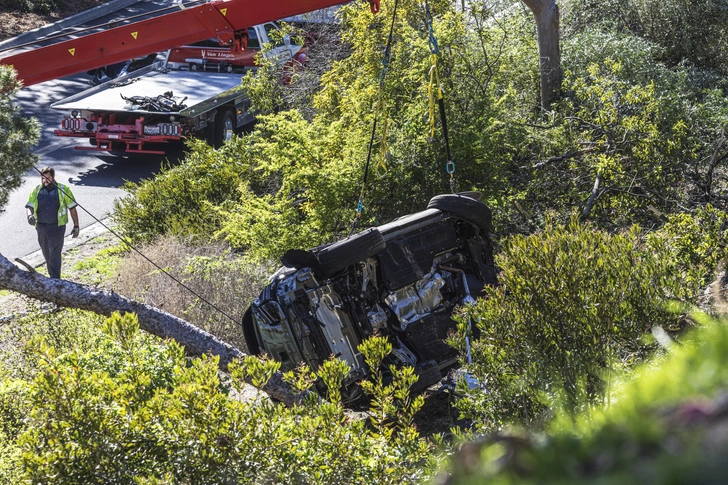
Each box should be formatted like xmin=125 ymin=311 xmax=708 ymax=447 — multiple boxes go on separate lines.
xmin=350 ymin=0 xmax=400 ymax=235
xmin=425 ymin=0 xmax=456 ymax=193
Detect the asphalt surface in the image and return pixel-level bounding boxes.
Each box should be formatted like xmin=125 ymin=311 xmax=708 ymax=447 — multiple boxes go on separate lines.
xmin=0 ymin=0 xmax=187 ymax=264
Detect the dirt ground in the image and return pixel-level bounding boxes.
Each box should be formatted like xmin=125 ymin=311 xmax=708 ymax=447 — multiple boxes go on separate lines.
xmin=0 ymin=0 xmax=107 ymax=42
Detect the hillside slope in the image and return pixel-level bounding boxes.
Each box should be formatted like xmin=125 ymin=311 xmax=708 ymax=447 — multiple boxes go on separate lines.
xmin=0 ymin=0 xmax=106 ymax=41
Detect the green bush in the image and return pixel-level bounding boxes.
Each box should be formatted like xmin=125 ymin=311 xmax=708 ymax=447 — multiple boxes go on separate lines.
xmin=0 ymin=309 xmax=107 ymax=382
xmin=647 ymin=205 xmax=728 ymax=298
xmin=563 ymin=0 xmax=728 ymax=71
xmin=112 ymin=138 xmax=249 ymax=243
xmin=443 ymin=314 xmax=728 ymax=484
xmin=450 ymin=218 xmax=692 ymax=430
xmin=10 ymin=312 xmax=441 ymax=484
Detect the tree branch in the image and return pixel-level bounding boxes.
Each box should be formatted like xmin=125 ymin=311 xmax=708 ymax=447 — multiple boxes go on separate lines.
xmin=581 ymin=172 xmax=603 ymax=220
xmin=0 ymin=253 xmax=304 ymax=406
xmin=532 ymin=146 xmax=600 ymax=169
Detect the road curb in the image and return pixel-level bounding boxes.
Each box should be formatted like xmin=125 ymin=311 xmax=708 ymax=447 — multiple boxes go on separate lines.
xmin=15 ymin=218 xmax=114 ymax=270
xmin=0 ymin=0 xmax=140 ymax=52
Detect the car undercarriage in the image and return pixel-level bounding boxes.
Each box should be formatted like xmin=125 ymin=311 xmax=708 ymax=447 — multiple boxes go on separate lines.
xmin=243 ymin=193 xmax=497 ymax=398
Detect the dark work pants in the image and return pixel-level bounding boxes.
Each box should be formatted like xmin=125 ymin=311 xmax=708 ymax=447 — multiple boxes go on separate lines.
xmin=36 ymin=223 xmax=66 ymax=279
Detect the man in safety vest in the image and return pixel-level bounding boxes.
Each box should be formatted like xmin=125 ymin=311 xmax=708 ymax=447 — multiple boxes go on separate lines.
xmin=25 ymin=167 xmax=80 ymax=279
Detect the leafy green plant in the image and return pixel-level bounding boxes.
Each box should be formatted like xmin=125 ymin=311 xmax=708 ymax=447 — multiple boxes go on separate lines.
xmin=451 ymin=217 xmax=689 ymax=430
xmin=444 ymin=313 xmax=728 ymax=484
xmin=647 ymin=205 xmax=728 ymax=297
xmin=112 ymin=138 xmax=248 ymax=243
xmin=359 ymin=336 xmax=425 ymax=437
xmin=7 ymin=313 xmax=440 ymax=484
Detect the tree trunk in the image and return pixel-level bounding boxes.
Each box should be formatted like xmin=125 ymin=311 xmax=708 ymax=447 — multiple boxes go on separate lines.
xmin=521 ymin=0 xmax=561 ymax=110
xmin=0 ymin=253 xmax=303 ymax=406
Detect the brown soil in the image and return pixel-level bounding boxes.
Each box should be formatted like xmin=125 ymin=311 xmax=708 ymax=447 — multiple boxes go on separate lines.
xmin=0 ymin=0 xmax=107 ymax=41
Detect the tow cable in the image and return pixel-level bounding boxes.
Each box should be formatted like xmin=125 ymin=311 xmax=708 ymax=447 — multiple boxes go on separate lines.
xmin=349 ymin=0 xmax=400 ymax=237
xmin=425 ymin=0 xmax=457 ymax=194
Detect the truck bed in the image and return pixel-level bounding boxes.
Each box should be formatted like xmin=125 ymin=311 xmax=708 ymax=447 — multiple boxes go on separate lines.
xmin=51 ymin=65 xmax=246 ymax=117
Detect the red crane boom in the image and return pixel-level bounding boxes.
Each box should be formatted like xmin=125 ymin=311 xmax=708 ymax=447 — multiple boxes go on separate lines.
xmin=0 ymin=0 xmax=380 ymax=87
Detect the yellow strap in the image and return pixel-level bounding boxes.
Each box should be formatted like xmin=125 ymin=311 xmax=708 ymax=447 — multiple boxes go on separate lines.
xmin=428 ymin=54 xmax=443 ymax=138
xmin=434 ymin=56 xmax=443 ymax=101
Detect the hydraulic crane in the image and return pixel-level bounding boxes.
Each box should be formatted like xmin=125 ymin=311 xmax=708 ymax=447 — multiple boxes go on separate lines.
xmin=0 ymin=0 xmax=380 ymax=87
xmin=0 ymin=0 xmax=380 ymax=154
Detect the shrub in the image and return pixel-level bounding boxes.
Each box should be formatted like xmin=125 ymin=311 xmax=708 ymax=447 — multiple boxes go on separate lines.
xmin=0 ymin=309 xmax=106 ymax=382
xmin=442 ymin=314 xmax=728 ymax=484
xmin=112 ymin=236 xmax=268 ymax=352
xmin=14 ymin=312 xmax=441 ymax=484
xmin=0 ymin=0 xmax=57 ymax=14
xmin=112 ymin=138 xmax=248 ymax=243
xmin=450 ymin=217 xmax=692 ymax=430
xmin=647 ymin=205 xmax=728 ymax=301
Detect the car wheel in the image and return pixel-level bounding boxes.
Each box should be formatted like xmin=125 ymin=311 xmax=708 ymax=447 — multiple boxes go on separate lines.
xmin=213 ymin=108 xmax=236 ymax=148
xmin=457 ymin=191 xmax=482 ymax=201
xmin=427 ymin=193 xmax=493 ymax=235
xmin=316 ymin=227 xmax=386 ymax=277
xmin=242 ymin=306 xmax=261 ymax=355
xmin=281 ymin=248 xmax=324 ymax=275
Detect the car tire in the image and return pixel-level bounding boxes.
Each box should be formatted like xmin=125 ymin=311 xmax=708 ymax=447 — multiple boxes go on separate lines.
xmin=315 ymin=227 xmax=386 ymax=277
xmin=213 ymin=108 xmax=236 ymax=148
xmin=457 ymin=191 xmax=482 ymax=201
xmin=242 ymin=306 xmax=261 ymax=355
xmin=427 ymin=193 xmax=493 ymax=235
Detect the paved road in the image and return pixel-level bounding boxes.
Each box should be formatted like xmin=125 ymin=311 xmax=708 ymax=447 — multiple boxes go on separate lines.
xmin=0 ymin=0 xmax=186 ymax=262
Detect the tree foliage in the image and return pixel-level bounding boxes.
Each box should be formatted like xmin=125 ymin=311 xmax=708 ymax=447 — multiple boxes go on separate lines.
xmin=449 ymin=215 xmax=725 ymax=430
xmin=0 ymin=65 xmax=39 ymax=213
xmin=562 ymin=0 xmax=728 ymax=71
xmin=0 ymin=312 xmax=441 ymax=484
xmin=444 ymin=314 xmax=728 ymax=485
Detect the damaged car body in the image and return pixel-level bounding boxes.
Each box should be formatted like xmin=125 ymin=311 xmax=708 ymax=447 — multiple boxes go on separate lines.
xmin=242 ymin=194 xmax=497 ymax=397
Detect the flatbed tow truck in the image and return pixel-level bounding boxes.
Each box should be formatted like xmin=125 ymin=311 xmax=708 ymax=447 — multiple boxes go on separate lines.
xmin=0 ymin=0 xmax=380 ymax=154
xmin=50 ymin=22 xmax=302 ymax=154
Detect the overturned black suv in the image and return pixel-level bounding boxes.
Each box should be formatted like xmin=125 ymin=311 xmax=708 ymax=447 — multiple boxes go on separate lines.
xmin=242 ymin=193 xmax=497 ymax=395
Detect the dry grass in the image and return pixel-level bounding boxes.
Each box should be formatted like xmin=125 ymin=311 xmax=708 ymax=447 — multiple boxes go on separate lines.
xmin=113 ymin=236 xmax=271 ymax=353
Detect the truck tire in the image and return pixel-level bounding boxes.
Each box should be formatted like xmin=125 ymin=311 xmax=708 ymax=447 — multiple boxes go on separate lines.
xmin=213 ymin=108 xmax=236 ymax=147
xmin=315 ymin=227 xmax=386 ymax=277
xmin=427 ymin=194 xmax=493 ymax=235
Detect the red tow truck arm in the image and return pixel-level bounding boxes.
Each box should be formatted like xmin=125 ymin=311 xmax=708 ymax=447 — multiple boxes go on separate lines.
xmin=0 ymin=0 xmax=380 ymax=87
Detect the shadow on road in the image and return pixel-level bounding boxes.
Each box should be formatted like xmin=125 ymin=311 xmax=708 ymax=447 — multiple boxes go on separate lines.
xmin=68 ymin=148 xmax=186 ymax=188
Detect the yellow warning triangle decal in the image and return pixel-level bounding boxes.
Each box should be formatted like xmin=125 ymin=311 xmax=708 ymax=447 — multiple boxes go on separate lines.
xmin=68 ymin=48 xmax=75 ymax=56
xmin=220 ymin=8 xmax=227 ymax=16
xmin=131 ymin=32 xmax=138 ymax=40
